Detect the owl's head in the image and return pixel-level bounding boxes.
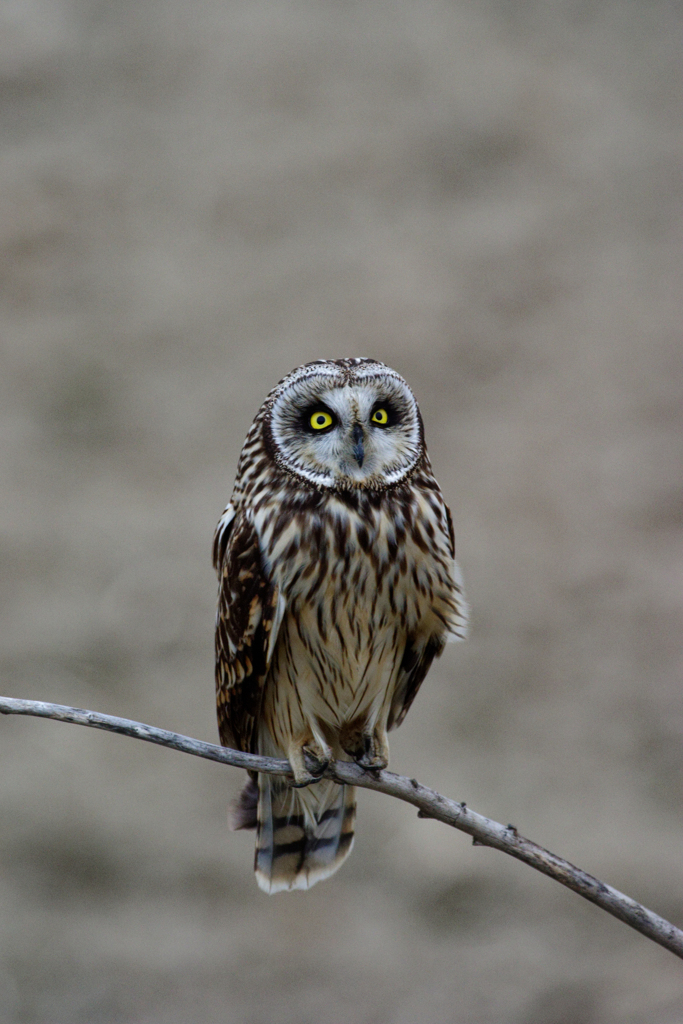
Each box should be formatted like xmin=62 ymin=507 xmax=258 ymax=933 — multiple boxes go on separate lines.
xmin=263 ymin=359 xmax=424 ymax=490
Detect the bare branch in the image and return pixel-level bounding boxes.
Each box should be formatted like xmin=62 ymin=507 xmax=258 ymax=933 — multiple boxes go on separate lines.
xmin=1 ymin=694 xmax=681 ymax=959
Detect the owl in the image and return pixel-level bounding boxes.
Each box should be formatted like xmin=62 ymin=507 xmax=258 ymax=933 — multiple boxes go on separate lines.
xmin=213 ymin=358 xmax=467 ymax=893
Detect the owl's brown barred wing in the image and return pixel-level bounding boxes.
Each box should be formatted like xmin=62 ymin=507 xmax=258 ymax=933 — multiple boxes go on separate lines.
xmin=213 ymin=502 xmax=236 ymax=572
xmin=444 ymin=504 xmax=456 ymax=559
xmin=214 ymin=509 xmax=284 ymax=754
xmin=388 ymin=634 xmax=446 ymax=731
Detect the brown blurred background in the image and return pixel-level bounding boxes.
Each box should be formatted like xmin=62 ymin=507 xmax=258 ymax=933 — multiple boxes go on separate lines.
xmin=0 ymin=0 xmax=681 ymax=1021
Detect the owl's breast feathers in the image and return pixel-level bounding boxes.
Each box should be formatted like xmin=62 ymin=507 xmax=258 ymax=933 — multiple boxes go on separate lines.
xmin=214 ymin=468 xmax=467 ymax=754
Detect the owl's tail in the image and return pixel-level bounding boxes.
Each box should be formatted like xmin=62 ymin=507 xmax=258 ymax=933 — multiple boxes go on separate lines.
xmin=231 ymin=773 xmax=356 ymax=894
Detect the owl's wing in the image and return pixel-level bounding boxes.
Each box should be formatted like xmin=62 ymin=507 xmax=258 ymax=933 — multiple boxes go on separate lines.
xmin=388 ymin=501 xmax=468 ymax=730
xmin=388 ymin=634 xmax=445 ymax=730
xmin=214 ymin=504 xmax=285 ymax=753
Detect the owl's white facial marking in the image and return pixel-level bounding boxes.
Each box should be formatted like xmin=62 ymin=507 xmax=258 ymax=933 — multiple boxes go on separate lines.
xmin=265 ymin=360 xmax=423 ymax=490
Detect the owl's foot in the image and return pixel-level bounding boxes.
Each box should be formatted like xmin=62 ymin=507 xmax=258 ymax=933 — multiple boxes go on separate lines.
xmin=357 ymin=743 xmax=388 ymax=772
xmin=341 ymin=725 xmax=389 ymax=772
xmin=357 ymin=752 xmax=387 ymax=772
xmin=287 ymin=741 xmax=331 ymax=788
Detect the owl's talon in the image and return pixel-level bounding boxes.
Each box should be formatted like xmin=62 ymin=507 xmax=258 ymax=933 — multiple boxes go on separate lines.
xmin=356 ymin=752 xmax=388 ymax=772
xmin=348 ymin=730 xmax=389 ymax=772
xmin=303 ymin=750 xmax=330 ymax=778
xmin=286 ymin=743 xmax=330 ymax=787
xmin=289 ymin=775 xmax=318 ymax=789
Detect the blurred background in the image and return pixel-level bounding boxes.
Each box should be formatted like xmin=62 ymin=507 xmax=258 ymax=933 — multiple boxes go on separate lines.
xmin=0 ymin=0 xmax=681 ymax=1021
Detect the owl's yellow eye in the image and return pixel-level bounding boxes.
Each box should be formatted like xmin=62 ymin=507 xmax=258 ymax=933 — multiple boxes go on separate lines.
xmin=371 ymin=408 xmax=389 ymax=426
xmin=309 ymin=410 xmax=334 ymax=431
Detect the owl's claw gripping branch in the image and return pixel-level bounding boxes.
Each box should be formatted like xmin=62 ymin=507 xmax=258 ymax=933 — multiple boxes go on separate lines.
xmin=287 ymin=748 xmax=330 ymax=786
xmin=339 ymin=724 xmax=389 ymax=770
xmin=286 ymin=739 xmax=332 ymax=786
xmin=302 ymin=749 xmax=330 ymax=778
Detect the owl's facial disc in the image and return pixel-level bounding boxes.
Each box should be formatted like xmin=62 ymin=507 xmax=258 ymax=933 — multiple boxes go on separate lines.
xmin=267 ymin=361 xmax=423 ymax=489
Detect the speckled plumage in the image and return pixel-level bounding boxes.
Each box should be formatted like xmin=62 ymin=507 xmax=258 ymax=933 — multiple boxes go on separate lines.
xmin=214 ymin=359 xmax=467 ymax=893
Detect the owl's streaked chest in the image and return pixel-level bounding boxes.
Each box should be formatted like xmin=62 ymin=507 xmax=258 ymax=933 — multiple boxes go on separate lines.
xmin=255 ymin=491 xmax=449 ymax=614
xmin=252 ymin=489 xmax=455 ymax=730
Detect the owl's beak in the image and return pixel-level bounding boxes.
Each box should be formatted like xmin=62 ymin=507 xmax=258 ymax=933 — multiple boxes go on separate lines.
xmin=351 ymin=423 xmax=364 ymax=467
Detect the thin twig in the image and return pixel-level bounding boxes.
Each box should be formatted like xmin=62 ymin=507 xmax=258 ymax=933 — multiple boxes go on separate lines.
xmin=1 ymin=695 xmax=681 ymax=959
